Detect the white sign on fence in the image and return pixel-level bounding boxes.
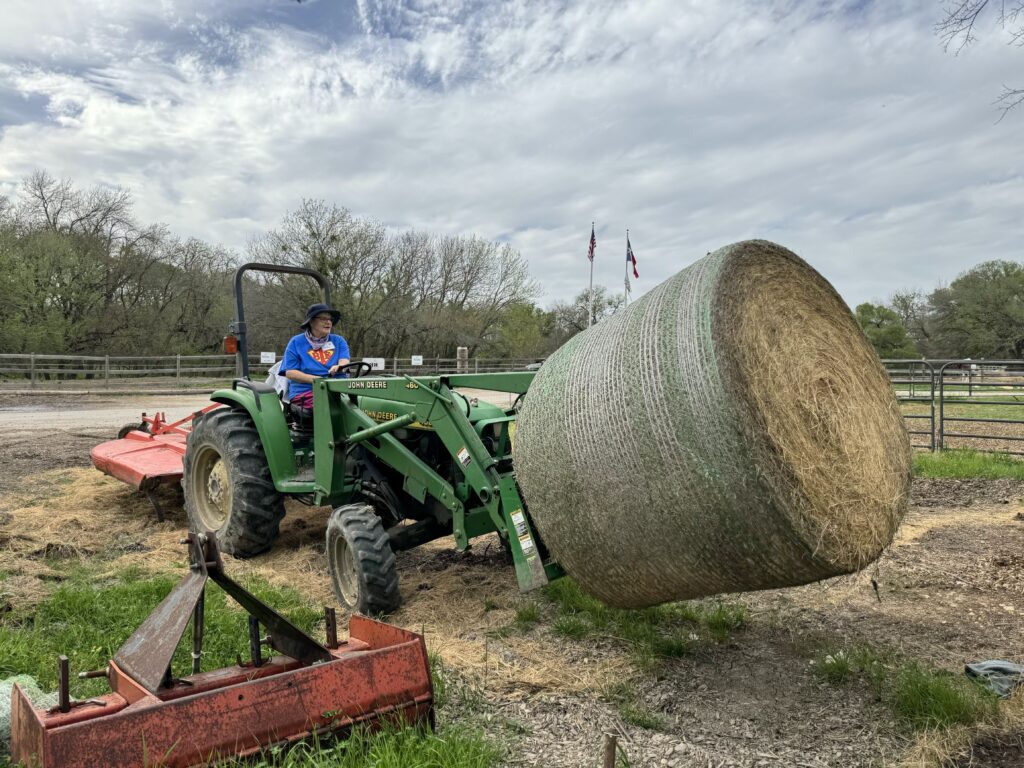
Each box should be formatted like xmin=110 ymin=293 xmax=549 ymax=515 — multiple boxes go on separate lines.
xmin=363 ymin=357 xmax=386 ymax=371
xmin=411 ymin=355 xmax=423 ymax=366
xmin=259 ymin=351 xmax=276 ymax=364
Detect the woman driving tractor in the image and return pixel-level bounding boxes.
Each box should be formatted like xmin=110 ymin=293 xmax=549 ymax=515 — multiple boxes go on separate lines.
xmin=281 ymin=303 xmax=351 ymax=409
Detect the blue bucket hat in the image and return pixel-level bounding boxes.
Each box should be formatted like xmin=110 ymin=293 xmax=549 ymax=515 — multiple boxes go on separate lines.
xmin=300 ymin=303 xmax=341 ymax=329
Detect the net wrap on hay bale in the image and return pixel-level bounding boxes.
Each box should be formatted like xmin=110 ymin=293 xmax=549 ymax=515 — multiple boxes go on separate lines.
xmin=513 ymin=240 xmax=911 ymax=608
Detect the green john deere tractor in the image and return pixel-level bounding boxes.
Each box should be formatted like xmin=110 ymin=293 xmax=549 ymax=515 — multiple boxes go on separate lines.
xmin=183 ymin=263 xmax=561 ymax=614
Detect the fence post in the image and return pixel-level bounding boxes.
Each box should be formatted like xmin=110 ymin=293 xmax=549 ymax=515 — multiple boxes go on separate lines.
xmin=393 ymin=357 xmax=398 ymax=375
xmin=29 ymin=353 xmax=36 ymax=389
xmin=475 ymin=357 xmax=479 ymax=373
xmin=602 ymin=733 xmax=618 ymax=768
xmin=176 ymin=354 xmax=181 ymax=385
xmin=105 ymin=355 xmax=110 ymax=388
xmin=938 ymin=364 xmax=946 ymax=451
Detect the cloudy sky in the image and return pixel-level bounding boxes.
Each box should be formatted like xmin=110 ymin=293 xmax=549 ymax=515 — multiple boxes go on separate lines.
xmin=0 ymin=0 xmax=1020 ymax=308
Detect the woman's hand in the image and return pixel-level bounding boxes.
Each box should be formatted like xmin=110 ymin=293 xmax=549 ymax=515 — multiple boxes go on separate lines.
xmin=328 ymin=358 xmax=350 ymax=377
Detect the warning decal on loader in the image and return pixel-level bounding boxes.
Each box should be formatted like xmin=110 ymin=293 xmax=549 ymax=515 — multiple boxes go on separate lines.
xmin=518 ymin=534 xmax=536 ymax=556
xmin=457 ymin=447 xmax=471 ymax=467
xmin=511 ymin=510 xmax=537 ymax=556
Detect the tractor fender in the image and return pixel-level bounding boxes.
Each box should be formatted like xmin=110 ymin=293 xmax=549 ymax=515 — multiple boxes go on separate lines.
xmin=210 ymin=386 xmax=298 ymax=486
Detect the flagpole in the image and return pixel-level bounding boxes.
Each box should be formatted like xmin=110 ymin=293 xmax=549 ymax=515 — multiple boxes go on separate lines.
xmin=588 ymin=221 xmax=594 ymax=328
xmin=623 ymin=228 xmax=630 ymax=308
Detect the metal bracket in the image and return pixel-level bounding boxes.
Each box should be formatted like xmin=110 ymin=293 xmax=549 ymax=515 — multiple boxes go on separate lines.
xmin=112 ymin=533 xmax=331 ymax=693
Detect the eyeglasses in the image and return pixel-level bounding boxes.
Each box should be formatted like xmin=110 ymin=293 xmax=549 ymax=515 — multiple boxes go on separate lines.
xmin=313 ymin=316 xmax=333 ymax=323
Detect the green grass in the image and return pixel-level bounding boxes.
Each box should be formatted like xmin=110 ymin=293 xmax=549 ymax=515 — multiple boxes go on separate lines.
xmin=541 ymin=579 xmax=746 ymax=667
xmin=0 ymin=567 xmax=320 ymax=698
xmin=513 ymin=601 xmax=541 ymax=628
xmin=813 ymin=649 xmax=854 ymax=684
xmin=703 ymin=603 xmax=748 ymax=643
xmin=901 ymin=397 xmax=1024 ymax=421
xmin=901 ymin=400 xmax=1024 ymax=421
xmin=912 ymin=449 xmax=1024 ymax=479
xmin=222 ymin=724 xmax=502 ymax=767
xmin=891 ymin=664 xmax=999 ymax=729
xmin=552 ymin=614 xmax=590 ymax=639
xmin=617 ymin=701 xmax=665 ymax=730
xmin=602 ymin=681 xmax=665 ymax=731
xmin=811 ymin=645 xmax=999 ymax=731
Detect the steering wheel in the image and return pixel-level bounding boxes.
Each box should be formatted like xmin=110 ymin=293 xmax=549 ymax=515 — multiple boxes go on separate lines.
xmin=333 ymin=361 xmax=374 ymax=379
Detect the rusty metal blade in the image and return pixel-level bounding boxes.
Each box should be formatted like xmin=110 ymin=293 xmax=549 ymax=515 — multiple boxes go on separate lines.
xmin=113 ymin=568 xmax=207 ymax=692
xmin=209 ymin=569 xmax=332 ymax=665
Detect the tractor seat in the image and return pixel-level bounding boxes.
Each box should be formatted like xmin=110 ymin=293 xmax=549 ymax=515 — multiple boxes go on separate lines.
xmin=264 ymin=362 xmax=314 ymax=441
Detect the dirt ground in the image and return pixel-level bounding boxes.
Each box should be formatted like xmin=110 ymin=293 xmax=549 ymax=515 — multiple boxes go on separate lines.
xmin=1 ymin=393 xmax=1023 ymax=767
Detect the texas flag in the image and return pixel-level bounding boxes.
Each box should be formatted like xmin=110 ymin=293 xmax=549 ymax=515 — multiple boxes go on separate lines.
xmin=627 ymin=236 xmax=638 ymax=278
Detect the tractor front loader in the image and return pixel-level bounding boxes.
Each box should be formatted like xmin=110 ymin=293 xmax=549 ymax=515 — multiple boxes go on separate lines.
xmin=182 ymin=263 xmax=562 ymax=614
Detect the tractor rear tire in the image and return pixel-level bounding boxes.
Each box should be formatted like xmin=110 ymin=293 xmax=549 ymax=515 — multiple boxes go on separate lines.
xmin=183 ymin=407 xmax=285 ymax=558
xmin=117 ymin=421 xmax=149 ymax=439
xmin=326 ymin=504 xmax=400 ymax=615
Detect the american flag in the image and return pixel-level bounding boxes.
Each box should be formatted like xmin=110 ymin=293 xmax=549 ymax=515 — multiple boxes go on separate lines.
xmin=627 ymin=236 xmax=638 ymax=278
xmin=587 ymin=224 xmax=596 ymax=262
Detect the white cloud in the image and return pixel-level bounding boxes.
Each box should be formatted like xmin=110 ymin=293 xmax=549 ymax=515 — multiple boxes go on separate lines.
xmin=1 ymin=0 xmax=1021 ymax=310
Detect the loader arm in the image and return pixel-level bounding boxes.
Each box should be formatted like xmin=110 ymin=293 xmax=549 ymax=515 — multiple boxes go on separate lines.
xmin=317 ymin=372 xmax=560 ymax=592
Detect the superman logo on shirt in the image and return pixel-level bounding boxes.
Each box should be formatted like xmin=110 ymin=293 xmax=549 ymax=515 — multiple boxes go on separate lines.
xmin=308 ymin=348 xmax=333 ymax=365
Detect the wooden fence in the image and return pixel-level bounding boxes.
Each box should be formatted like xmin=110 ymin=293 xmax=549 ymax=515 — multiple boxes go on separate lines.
xmin=0 ymin=354 xmax=543 ymax=390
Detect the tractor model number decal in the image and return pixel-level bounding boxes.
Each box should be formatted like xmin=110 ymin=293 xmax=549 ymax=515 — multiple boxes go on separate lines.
xmin=405 ymin=381 xmax=419 ymax=389
xmin=346 ymin=381 xmax=389 ymax=389
xmin=457 ymin=447 xmax=472 ymax=467
xmin=366 ymin=410 xmax=431 ymax=429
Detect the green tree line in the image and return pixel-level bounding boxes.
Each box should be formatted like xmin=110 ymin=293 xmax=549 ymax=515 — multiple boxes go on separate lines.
xmin=14 ymin=171 xmax=1005 ymax=364
xmin=856 ymin=260 xmax=1024 ymax=360
xmin=0 ymin=173 xmax=606 ymax=360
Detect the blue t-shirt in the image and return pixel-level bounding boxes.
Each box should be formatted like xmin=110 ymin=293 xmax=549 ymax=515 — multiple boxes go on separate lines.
xmin=281 ymin=333 xmax=351 ymax=399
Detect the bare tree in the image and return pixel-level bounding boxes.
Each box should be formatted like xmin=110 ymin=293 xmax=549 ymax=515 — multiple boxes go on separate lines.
xmin=888 ymin=288 xmax=933 ymax=351
xmin=937 ymin=1 xmax=1024 ymax=118
xmin=550 ymin=285 xmax=624 ymax=346
xmin=248 ymin=200 xmax=538 ymax=357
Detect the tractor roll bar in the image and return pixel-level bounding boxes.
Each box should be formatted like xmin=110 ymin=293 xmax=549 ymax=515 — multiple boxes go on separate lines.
xmin=230 ymin=263 xmax=331 ymax=380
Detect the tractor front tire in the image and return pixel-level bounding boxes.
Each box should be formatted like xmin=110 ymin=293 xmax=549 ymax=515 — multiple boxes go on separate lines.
xmin=183 ymin=408 xmax=285 ymax=558
xmin=326 ymin=504 xmax=400 ymax=615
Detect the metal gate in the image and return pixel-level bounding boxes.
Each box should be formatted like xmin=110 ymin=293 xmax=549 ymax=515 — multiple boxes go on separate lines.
xmin=885 ymin=360 xmax=935 ymax=450
xmin=886 ymin=359 xmax=1024 ymax=455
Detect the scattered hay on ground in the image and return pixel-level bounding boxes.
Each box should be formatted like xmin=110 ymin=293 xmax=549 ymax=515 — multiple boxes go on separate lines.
xmin=0 ymin=467 xmax=618 ymax=694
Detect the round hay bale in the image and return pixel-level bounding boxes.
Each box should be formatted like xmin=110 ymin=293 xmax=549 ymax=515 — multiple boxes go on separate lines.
xmin=513 ymin=240 xmax=911 ymax=608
